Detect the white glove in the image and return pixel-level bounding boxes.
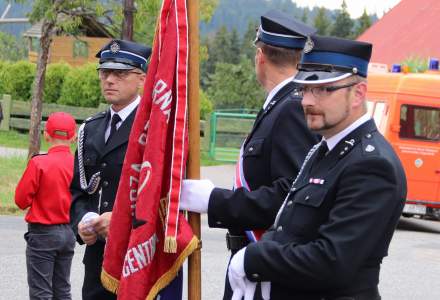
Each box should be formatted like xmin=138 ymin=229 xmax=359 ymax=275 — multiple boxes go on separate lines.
xmin=180 ymin=179 xmax=215 ymax=213
xmin=228 ymin=247 xmax=248 ymax=300
xmin=80 ymin=212 xmax=99 ymax=233
xmin=229 ymin=247 xmax=271 ymax=300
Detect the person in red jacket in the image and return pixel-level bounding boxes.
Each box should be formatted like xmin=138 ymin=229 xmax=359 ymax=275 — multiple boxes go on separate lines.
xmin=15 ymin=112 xmax=77 ymax=300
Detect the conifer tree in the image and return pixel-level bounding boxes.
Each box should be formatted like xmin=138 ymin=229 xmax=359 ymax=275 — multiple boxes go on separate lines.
xmin=355 ymin=8 xmax=372 ymax=37
xmin=314 ymin=7 xmax=331 ymax=35
xmin=330 ymin=0 xmax=354 ymax=38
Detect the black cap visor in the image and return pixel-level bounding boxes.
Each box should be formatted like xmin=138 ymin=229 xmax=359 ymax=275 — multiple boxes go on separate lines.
xmin=293 ymin=63 xmax=354 ymax=84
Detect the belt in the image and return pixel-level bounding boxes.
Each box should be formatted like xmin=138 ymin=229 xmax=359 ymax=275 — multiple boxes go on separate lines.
xmin=322 ymin=287 xmax=381 ymax=300
xmin=28 ymin=223 xmax=69 ymax=230
xmin=226 ymin=233 xmax=249 ymax=251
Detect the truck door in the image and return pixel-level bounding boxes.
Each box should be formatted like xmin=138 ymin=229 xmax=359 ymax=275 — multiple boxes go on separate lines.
xmin=397 ymin=104 xmax=440 ymax=208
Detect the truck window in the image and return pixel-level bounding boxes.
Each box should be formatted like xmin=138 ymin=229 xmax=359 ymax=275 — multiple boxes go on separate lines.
xmin=367 ymin=100 xmax=388 ymax=134
xmin=399 ymin=104 xmax=440 ymax=141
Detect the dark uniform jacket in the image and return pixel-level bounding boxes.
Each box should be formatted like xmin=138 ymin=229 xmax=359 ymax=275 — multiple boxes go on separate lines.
xmin=244 ymin=120 xmax=407 ymax=299
xmin=70 ymin=108 xmax=136 ymax=300
xmin=208 ymin=81 xmax=318 ymax=233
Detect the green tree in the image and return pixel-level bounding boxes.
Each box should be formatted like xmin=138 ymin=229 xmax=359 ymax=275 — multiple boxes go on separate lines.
xmin=206 ymin=57 xmax=264 ymax=110
xmin=301 ymin=9 xmax=308 ymax=24
xmin=354 ymin=8 xmax=372 ymax=37
xmin=0 ymin=32 xmax=27 ymax=61
xmin=314 ymin=7 xmax=331 ymax=35
xmin=241 ymin=19 xmax=258 ymax=60
xmin=15 ymin=0 xmax=106 ymax=157
xmin=229 ymin=28 xmax=241 ymax=64
xmin=330 ymin=0 xmax=354 ymax=38
xmin=109 ymin=0 xmax=219 ymax=44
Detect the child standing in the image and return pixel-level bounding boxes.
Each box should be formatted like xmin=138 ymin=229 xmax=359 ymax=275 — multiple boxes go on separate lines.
xmin=15 ymin=112 xmax=77 ymax=300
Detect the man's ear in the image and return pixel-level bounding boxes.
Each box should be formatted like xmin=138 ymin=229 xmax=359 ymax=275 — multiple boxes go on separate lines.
xmin=352 ymin=81 xmax=367 ymax=108
xmin=256 ymin=48 xmax=265 ymax=65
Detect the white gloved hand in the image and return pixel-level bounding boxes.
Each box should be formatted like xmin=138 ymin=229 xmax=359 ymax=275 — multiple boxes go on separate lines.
xmin=80 ymin=212 xmax=99 ymax=233
xmin=180 ymin=179 xmax=215 ymax=213
xmin=261 ymin=281 xmax=271 ymax=300
xmin=228 ymin=247 xmax=248 ymax=300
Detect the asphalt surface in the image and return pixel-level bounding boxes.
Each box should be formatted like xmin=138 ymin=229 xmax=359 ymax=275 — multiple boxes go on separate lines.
xmin=2 ymin=164 xmax=440 ymax=299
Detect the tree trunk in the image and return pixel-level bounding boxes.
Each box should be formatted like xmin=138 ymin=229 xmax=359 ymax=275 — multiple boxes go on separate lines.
xmin=122 ymin=0 xmax=134 ymax=41
xmin=27 ymin=19 xmax=55 ymax=159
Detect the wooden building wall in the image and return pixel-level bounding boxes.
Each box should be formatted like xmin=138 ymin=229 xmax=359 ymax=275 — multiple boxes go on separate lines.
xmin=28 ymin=36 xmax=111 ymax=66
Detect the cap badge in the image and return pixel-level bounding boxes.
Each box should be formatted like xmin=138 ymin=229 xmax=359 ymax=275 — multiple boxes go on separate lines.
xmin=303 ymin=37 xmax=314 ymax=54
xmin=110 ymin=41 xmax=120 ymax=54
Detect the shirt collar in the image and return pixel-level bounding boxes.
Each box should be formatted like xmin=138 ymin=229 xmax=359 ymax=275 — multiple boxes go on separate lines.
xmin=110 ymin=95 xmax=140 ymax=122
xmin=324 ymin=113 xmax=371 ymax=151
xmin=48 ymin=145 xmax=71 ymax=153
xmin=263 ymin=76 xmax=294 ymax=110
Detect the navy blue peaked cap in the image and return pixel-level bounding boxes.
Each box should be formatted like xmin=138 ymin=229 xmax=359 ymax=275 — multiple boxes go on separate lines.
xmin=255 ymin=10 xmax=316 ymax=49
xmin=96 ymin=39 xmax=152 ymax=72
xmin=294 ymin=35 xmax=373 ymax=84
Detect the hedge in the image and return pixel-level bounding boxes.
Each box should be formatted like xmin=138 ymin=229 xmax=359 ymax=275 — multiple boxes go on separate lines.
xmin=59 ymin=63 xmax=104 ymax=107
xmin=0 ymin=60 xmax=214 ymax=115
xmin=44 ymin=62 xmax=71 ymax=103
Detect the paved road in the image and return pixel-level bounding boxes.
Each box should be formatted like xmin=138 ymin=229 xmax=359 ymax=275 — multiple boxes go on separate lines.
xmin=0 ymin=146 xmax=27 ymax=157
xmin=2 ymin=164 xmax=440 ymax=299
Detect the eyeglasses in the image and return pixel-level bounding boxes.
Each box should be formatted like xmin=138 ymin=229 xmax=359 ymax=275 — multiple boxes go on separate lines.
xmin=98 ymin=69 xmax=143 ymax=80
xmin=298 ymin=81 xmax=359 ymax=98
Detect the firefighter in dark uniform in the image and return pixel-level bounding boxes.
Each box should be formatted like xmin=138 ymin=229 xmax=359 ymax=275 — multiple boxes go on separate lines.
xmin=70 ymin=39 xmax=151 ymax=300
xmin=180 ymin=10 xmax=318 ymax=300
xmin=227 ymin=35 xmax=407 ymax=300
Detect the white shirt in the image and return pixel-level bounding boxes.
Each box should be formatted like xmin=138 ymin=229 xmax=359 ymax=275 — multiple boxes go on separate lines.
xmin=262 ymin=76 xmax=295 ymax=110
xmin=325 ymin=113 xmax=371 ymax=151
xmin=105 ymin=95 xmax=140 ymax=142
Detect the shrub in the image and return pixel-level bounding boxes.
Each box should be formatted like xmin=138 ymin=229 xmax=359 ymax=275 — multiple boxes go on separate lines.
xmin=200 ymin=89 xmax=213 ymax=120
xmin=44 ymin=62 xmax=71 ymax=103
xmin=59 ymin=63 xmax=104 ymax=107
xmin=3 ymin=60 xmax=36 ymax=101
xmin=0 ymin=61 xmax=10 ymax=95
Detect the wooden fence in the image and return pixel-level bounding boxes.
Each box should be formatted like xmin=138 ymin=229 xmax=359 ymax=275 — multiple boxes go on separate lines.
xmin=0 ymin=94 xmax=108 ymax=132
xmin=0 ymin=94 xmax=210 ymax=150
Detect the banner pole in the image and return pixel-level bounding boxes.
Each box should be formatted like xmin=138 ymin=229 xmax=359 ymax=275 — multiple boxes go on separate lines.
xmin=187 ymin=1 xmax=202 ymax=300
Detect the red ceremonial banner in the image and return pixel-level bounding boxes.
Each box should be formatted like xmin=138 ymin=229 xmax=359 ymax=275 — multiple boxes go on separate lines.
xmin=101 ymin=0 xmax=198 ymax=299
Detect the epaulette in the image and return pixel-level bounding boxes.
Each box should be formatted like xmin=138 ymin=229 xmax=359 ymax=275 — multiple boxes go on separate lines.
xmin=84 ymin=111 xmax=107 ymax=123
xmin=361 ymin=132 xmax=380 ymax=156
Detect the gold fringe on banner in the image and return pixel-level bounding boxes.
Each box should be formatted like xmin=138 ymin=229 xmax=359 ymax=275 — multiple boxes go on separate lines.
xmin=164 ymin=236 xmax=178 ymax=253
xmin=101 ymin=268 xmax=120 ymax=295
xmin=146 ymin=235 xmax=199 ymax=300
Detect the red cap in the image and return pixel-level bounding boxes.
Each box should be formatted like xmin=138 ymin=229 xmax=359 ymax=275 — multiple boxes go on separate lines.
xmin=45 ymin=112 xmax=76 ymax=140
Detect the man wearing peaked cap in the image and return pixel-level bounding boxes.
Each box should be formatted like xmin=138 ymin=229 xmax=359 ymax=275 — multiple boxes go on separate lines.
xmin=227 ymin=35 xmax=407 ymax=299
xmin=255 ymin=9 xmax=316 ymax=49
xmin=95 ymin=39 xmax=151 ymax=72
xmin=179 ymin=10 xmax=319 ymax=300
xmin=70 ymin=39 xmax=151 ymax=300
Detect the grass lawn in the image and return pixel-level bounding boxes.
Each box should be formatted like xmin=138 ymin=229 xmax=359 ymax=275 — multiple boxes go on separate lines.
xmin=0 ymin=130 xmax=228 ymax=214
xmin=0 ymin=155 xmax=27 ymax=214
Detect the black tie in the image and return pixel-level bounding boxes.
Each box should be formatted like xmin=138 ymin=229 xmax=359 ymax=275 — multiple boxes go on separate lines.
xmin=107 ymin=114 xmax=121 ymax=143
xmin=315 ymin=140 xmax=329 ymax=162
xmin=311 ymin=141 xmax=328 ymax=172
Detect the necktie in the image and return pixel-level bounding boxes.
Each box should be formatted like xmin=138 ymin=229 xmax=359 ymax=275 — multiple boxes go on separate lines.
xmin=315 ymin=140 xmax=329 ymax=162
xmin=107 ymin=114 xmax=121 ymax=143
xmin=310 ymin=141 xmax=328 ymax=172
